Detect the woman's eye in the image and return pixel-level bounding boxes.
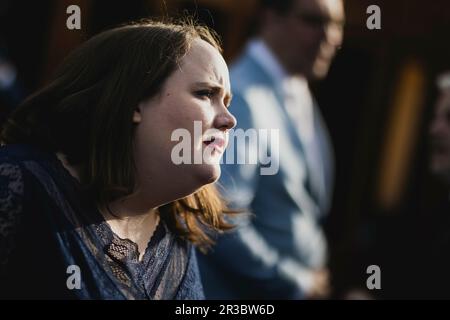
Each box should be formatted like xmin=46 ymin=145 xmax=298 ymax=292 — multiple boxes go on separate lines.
xmin=196 ymin=90 xmax=214 ymax=99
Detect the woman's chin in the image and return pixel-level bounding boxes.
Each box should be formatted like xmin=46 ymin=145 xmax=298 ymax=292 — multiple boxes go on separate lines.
xmin=162 ymin=164 xmax=221 ymax=204
xmin=195 ymin=163 xmax=221 ymax=185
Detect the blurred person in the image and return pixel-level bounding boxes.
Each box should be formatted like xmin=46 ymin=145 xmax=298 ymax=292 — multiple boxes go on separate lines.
xmin=430 ymin=72 xmax=450 ymax=185
xmin=0 ymin=19 xmax=237 ymax=299
xmin=419 ymin=71 xmax=450 ymax=298
xmin=0 ymin=46 xmax=25 ymax=126
xmin=375 ymin=71 xmax=450 ymax=299
xmin=0 ymin=51 xmax=24 ymax=110
xmin=0 ymin=1 xmax=25 ymax=122
xmin=198 ymin=0 xmax=344 ymax=299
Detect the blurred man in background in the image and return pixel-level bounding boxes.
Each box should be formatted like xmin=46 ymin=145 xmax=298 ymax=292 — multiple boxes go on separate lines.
xmin=378 ymin=71 xmax=450 ymax=299
xmin=0 ymin=46 xmax=24 ymax=126
xmin=430 ymin=72 xmax=450 ymax=185
xmin=421 ymin=71 xmax=450 ymax=298
xmin=199 ymin=0 xmax=345 ymax=299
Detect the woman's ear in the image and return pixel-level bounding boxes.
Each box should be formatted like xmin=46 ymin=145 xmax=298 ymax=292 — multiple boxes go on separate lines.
xmin=133 ymin=103 xmax=143 ymax=123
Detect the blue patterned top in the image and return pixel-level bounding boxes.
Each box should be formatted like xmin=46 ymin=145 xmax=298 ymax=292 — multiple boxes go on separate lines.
xmin=0 ymin=144 xmax=204 ymax=299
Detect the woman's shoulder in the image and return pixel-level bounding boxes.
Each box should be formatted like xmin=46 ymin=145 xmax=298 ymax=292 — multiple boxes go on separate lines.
xmin=0 ymin=144 xmax=65 ymax=273
xmin=0 ymin=144 xmax=63 ymax=195
xmin=0 ymin=144 xmax=56 ymax=220
xmin=0 ymin=144 xmax=52 ymax=204
xmin=0 ymin=143 xmax=55 ymax=163
xmin=0 ymin=145 xmax=33 ymax=211
xmin=0 ymin=157 xmax=26 ymax=219
xmin=0 ymin=145 xmax=33 ymax=272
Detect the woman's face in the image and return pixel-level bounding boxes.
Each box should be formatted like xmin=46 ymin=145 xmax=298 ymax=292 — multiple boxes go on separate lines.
xmin=132 ymin=38 xmax=236 ymax=205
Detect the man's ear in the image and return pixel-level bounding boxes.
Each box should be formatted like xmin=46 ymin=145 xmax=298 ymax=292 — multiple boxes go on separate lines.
xmin=133 ymin=103 xmax=143 ymax=123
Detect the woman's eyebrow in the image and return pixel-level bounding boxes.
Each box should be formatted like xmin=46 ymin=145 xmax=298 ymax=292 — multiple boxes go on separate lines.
xmin=193 ymin=81 xmax=223 ymax=89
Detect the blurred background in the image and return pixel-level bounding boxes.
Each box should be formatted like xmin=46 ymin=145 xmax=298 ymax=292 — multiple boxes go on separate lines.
xmin=2 ymin=0 xmax=450 ymax=298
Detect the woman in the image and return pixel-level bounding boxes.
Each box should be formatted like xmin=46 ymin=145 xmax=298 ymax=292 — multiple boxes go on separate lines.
xmin=0 ymin=19 xmax=236 ymax=299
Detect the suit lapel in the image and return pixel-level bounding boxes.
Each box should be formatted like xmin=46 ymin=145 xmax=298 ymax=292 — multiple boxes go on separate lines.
xmin=243 ymin=54 xmax=321 ymax=216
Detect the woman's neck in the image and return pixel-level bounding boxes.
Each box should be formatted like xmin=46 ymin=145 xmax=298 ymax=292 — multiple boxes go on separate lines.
xmin=102 ymin=198 xmax=160 ymax=262
xmin=56 ymin=151 xmax=160 ymax=262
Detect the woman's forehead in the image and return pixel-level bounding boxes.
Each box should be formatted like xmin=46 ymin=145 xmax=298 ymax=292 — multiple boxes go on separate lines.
xmin=178 ymin=39 xmax=230 ymax=87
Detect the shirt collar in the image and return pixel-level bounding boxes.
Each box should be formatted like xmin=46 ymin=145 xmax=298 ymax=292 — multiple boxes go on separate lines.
xmin=247 ymin=38 xmax=308 ymax=93
xmin=247 ymin=38 xmax=287 ymax=83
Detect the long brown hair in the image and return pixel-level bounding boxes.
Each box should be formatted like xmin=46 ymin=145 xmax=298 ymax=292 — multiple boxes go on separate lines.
xmin=0 ymin=18 xmax=235 ymax=252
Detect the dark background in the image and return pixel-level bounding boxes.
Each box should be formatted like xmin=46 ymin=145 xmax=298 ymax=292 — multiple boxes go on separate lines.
xmin=2 ymin=0 xmax=450 ymax=298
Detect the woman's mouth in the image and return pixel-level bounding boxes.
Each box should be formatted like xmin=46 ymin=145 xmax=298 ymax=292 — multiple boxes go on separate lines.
xmin=203 ymin=136 xmax=226 ymax=154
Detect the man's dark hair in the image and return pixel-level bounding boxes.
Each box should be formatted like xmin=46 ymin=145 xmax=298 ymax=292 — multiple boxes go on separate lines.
xmin=260 ymin=0 xmax=295 ymax=14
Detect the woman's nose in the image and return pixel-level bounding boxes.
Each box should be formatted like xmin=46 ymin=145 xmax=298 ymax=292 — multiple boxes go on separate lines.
xmin=214 ymin=109 xmax=237 ymax=131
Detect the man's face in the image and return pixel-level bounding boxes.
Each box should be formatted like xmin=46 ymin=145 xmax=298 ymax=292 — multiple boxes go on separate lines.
xmin=273 ymin=0 xmax=345 ymax=79
xmin=430 ymin=88 xmax=450 ymax=182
